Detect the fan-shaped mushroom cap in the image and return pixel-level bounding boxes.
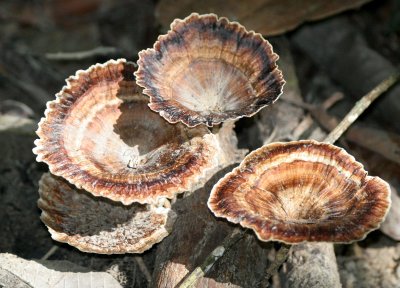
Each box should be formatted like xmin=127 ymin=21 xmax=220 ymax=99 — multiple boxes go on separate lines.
xmin=208 ymin=140 xmax=391 ymax=244
xmin=38 ymin=173 xmax=176 ymax=254
xmin=135 ymin=13 xmax=285 ymax=127
xmin=33 ymin=59 xmax=218 ymax=205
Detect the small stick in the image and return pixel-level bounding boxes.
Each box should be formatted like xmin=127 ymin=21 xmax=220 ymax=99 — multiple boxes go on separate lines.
xmin=133 ymin=256 xmax=152 ymax=285
xmin=40 ymin=245 xmax=59 ymax=260
xmin=324 ymin=73 xmax=399 ymax=144
xmin=177 ymin=73 xmax=399 ymax=288
xmin=177 ymin=228 xmax=244 ymax=288
xmin=260 ymin=243 xmax=291 ymax=288
xmin=45 ymin=47 xmax=118 ymax=61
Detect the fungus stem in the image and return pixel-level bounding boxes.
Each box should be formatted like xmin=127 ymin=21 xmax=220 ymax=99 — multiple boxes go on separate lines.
xmin=324 ymin=73 xmax=399 ymax=144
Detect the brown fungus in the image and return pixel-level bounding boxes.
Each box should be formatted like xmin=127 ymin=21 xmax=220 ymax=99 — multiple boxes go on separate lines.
xmin=33 ymin=59 xmax=218 ymax=205
xmin=38 ymin=173 xmax=176 ymax=254
xmin=208 ymin=140 xmax=391 ymax=244
xmin=135 ymin=13 xmax=285 ymax=127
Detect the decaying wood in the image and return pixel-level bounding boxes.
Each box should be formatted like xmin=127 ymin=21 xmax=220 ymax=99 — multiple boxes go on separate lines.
xmin=261 ymin=243 xmax=290 ymax=287
xmin=282 ymin=243 xmax=341 ymax=288
xmin=152 ymin=123 xmax=255 ymax=288
xmin=177 ymin=229 xmax=245 ymax=288
xmin=338 ymin=237 xmax=400 ymax=287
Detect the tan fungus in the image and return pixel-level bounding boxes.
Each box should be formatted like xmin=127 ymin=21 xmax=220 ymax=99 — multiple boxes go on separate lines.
xmin=135 ymin=13 xmax=285 ymax=127
xmin=208 ymin=140 xmax=391 ymax=243
xmin=38 ymin=173 xmax=176 ymax=254
xmin=33 ymin=59 xmax=218 ymax=205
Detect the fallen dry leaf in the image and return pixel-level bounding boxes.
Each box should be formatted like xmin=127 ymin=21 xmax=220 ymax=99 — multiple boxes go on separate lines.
xmin=156 ymin=0 xmax=372 ymax=35
xmin=0 ymin=253 xmax=122 ymax=288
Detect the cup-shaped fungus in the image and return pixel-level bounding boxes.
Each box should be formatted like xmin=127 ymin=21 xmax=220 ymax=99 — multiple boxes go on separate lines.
xmin=208 ymin=140 xmax=391 ymax=243
xmin=38 ymin=173 xmax=176 ymax=254
xmin=33 ymin=59 xmax=218 ymax=205
xmin=135 ymin=13 xmax=285 ymax=127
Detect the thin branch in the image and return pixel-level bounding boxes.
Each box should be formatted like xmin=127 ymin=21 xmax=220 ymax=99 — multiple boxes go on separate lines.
xmin=40 ymin=245 xmax=59 ymax=260
xmin=177 ymin=228 xmax=244 ymax=288
xmin=133 ymin=256 xmax=152 ymax=285
xmin=324 ymin=73 xmax=399 ymax=144
xmin=260 ymin=243 xmax=291 ymax=288
xmin=45 ymin=47 xmax=118 ymax=61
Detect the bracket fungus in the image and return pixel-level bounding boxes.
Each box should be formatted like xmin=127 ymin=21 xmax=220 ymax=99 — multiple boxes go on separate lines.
xmin=208 ymin=140 xmax=391 ymax=243
xmin=33 ymin=59 xmax=219 ymax=205
xmin=135 ymin=13 xmax=285 ymax=127
xmin=38 ymin=173 xmax=176 ymax=254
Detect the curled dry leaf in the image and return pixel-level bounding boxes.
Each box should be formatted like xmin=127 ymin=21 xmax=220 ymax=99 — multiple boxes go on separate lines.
xmin=33 ymin=59 xmax=219 ymax=205
xmin=38 ymin=173 xmax=176 ymax=254
xmin=135 ymin=13 xmax=284 ymax=127
xmin=208 ymin=140 xmax=391 ymax=244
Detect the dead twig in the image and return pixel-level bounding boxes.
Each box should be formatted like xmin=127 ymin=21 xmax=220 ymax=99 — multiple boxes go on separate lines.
xmin=260 ymin=243 xmax=291 ymax=287
xmin=45 ymin=47 xmax=118 ymax=61
xmin=298 ymin=96 xmax=400 ymax=165
xmin=176 ymin=228 xmax=244 ymax=288
xmin=133 ymin=256 xmax=152 ymax=285
xmin=289 ymin=92 xmax=344 ymax=140
xmin=324 ymin=73 xmax=400 ymax=144
xmin=40 ymin=245 xmax=59 ymax=261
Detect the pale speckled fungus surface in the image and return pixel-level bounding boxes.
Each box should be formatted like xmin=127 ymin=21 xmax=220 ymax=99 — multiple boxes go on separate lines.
xmin=38 ymin=173 xmax=176 ymax=254
xmin=33 ymin=59 xmax=219 ymax=205
xmin=135 ymin=13 xmax=285 ymax=127
xmin=208 ymin=140 xmax=391 ymax=244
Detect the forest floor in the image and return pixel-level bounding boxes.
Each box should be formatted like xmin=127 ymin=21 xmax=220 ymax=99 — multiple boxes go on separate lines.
xmin=1 ymin=0 xmax=400 ymax=287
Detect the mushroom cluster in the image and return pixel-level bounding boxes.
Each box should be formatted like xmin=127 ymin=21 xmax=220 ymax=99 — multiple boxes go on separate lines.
xmin=34 ymin=59 xmax=219 ymax=253
xmin=33 ymin=13 xmax=284 ymax=254
xmin=34 ymin=11 xmax=390 ymax=260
